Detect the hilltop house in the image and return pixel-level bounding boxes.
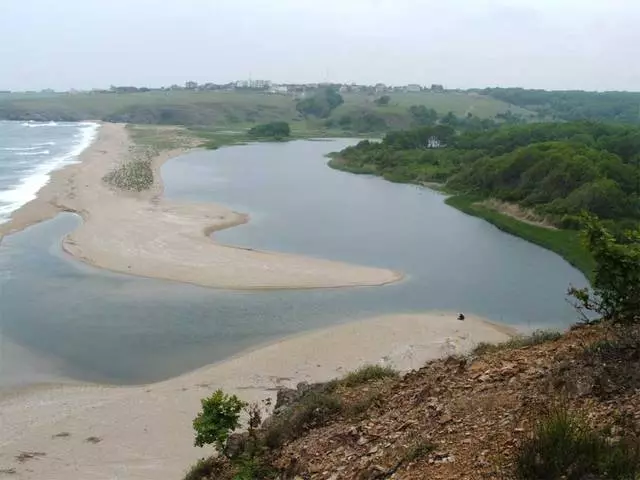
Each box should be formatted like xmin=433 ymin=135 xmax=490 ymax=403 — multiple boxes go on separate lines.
xmin=405 ymin=84 xmax=422 ymax=93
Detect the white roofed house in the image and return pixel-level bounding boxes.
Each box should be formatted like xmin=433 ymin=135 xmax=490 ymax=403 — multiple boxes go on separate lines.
xmin=405 ymin=84 xmax=422 ymax=93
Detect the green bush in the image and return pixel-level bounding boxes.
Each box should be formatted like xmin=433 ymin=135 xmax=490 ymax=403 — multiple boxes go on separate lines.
xmin=569 ymin=214 xmax=640 ymax=325
xmin=340 ymin=365 xmax=399 ymax=387
xmin=515 ymin=408 xmax=640 ymax=480
xmin=264 ymin=391 xmax=342 ymax=449
xmin=473 ymin=330 xmax=562 ymax=356
xmin=193 ymin=390 xmax=247 ymax=453
xmin=247 ymin=121 xmax=290 ymax=139
xmin=183 ymin=457 xmax=224 ymax=480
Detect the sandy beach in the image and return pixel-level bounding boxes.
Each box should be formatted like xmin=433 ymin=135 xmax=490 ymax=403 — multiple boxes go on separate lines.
xmin=0 ymin=123 xmax=401 ymax=289
xmin=0 ymin=312 xmax=513 ymax=480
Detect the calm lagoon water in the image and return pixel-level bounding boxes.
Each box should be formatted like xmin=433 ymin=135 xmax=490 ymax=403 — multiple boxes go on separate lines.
xmin=0 ymin=139 xmax=587 ymax=388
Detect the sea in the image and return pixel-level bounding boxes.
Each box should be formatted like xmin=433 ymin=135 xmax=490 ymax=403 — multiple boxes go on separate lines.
xmin=0 ymin=120 xmax=99 ymax=223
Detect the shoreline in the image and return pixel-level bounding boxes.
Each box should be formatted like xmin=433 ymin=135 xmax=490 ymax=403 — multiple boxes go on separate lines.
xmin=0 ymin=123 xmax=402 ymax=289
xmin=327 ymin=156 xmax=593 ymax=282
xmin=0 ymin=311 xmax=514 ymax=480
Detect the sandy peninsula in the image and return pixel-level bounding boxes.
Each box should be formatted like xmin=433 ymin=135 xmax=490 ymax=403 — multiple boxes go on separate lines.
xmin=0 ymin=312 xmax=513 ymax=480
xmin=0 ymin=123 xmax=401 ymax=289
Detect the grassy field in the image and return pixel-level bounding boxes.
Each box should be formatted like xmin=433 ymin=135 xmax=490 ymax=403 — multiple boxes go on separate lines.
xmin=445 ymin=195 xmax=595 ymax=281
xmin=0 ymin=90 xmax=535 ymax=127
xmin=338 ymin=92 xmax=535 ymax=118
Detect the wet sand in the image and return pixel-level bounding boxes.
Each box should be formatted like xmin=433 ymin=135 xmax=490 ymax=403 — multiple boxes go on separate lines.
xmin=0 ymin=312 xmax=513 ymax=480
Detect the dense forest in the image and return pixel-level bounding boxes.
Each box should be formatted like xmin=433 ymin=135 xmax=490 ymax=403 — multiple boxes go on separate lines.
xmin=482 ymin=88 xmax=640 ymax=124
xmin=332 ymin=122 xmax=640 ymax=230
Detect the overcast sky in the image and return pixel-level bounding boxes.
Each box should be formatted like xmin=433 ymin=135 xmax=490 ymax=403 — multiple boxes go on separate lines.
xmin=1 ymin=0 xmax=638 ymax=91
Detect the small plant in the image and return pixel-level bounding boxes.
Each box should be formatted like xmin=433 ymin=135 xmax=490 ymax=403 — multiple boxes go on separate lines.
xmin=183 ymin=457 xmax=226 ymax=480
xmin=473 ymin=330 xmax=562 ymax=356
xmin=264 ymin=391 xmax=343 ymax=449
xmin=340 ymin=364 xmax=399 ymax=388
xmin=580 ymin=325 xmax=640 ymax=397
xmin=193 ymin=390 xmax=247 ymax=454
xmin=404 ymin=440 xmax=436 ymax=462
xmin=346 ymin=389 xmax=386 ymax=418
xmin=515 ymin=408 xmax=640 ymax=480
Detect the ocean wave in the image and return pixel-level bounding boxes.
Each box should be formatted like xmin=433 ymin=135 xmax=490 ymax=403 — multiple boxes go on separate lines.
xmin=2 ymin=146 xmax=40 ymax=151
xmin=0 ymin=122 xmax=100 ymax=222
xmin=2 ymin=143 xmax=56 ymax=152
xmin=15 ymin=150 xmax=50 ymax=156
xmin=21 ymin=121 xmax=59 ymax=127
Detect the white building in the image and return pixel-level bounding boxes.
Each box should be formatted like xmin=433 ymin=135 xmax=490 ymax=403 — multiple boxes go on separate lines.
xmin=405 ymin=84 xmax=422 ymax=92
xmin=269 ymin=85 xmax=289 ymax=94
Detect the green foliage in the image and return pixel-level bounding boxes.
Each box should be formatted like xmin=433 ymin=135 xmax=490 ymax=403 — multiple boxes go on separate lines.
xmin=247 ymin=121 xmax=291 ymax=139
xmin=374 ymin=95 xmax=391 ymax=106
xmin=296 ymin=88 xmax=344 ymax=118
xmin=193 ymin=390 xmax=247 ymax=452
xmin=329 ymin=111 xmax=389 ymax=132
xmin=484 ymin=87 xmax=640 ymax=124
xmin=448 ymin=140 xmax=639 ymax=221
xmin=183 ymin=457 xmax=227 ymax=480
xmin=340 ymin=365 xmax=399 ymax=387
xmin=568 ymin=215 xmax=640 ymax=324
xmin=345 ymin=390 xmax=386 ymax=418
xmin=473 ymin=330 xmax=563 ymax=356
xmin=231 ymin=458 xmax=276 ymax=480
xmin=409 ymin=105 xmax=438 ymax=126
xmin=515 ymin=408 xmax=640 ymax=480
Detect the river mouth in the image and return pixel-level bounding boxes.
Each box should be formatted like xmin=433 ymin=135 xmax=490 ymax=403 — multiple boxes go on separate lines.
xmin=0 ymin=139 xmax=587 ymax=388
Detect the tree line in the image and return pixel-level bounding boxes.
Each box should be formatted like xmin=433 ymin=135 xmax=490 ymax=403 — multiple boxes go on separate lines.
xmin=482 ymin=88 xmax=640 ymax=124
xmin=333 ymin=121 xmax=640 ymax=229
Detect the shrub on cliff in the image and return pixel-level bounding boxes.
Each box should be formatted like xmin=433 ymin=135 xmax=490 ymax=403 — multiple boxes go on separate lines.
xmin=569 ymin=214 xmax=640 ymax=325
xmin=515 ymin=408 xmax=640 ymax=479
xmin=193 ymin=390 xmax=247 ymax=454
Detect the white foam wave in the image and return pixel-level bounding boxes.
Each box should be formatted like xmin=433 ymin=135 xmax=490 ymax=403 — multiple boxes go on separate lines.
xmin=2 ymin=143 xmax=56 ymax=152
xmin=15 ymin=150 xmax=50 ymax=156
xmin=0 ymin=122 xmax=100 ymax=222
xmin=21 ymin=121 xmax=59 ymax=128
xmin=3 ymin=146 xmax=38 ymax=152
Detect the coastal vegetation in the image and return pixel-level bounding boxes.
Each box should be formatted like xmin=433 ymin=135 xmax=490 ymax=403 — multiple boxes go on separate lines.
xmin=103 ymin=158 xmax=154 ymax=192
xmin=330 ymin=121 xmax=640 ymax=278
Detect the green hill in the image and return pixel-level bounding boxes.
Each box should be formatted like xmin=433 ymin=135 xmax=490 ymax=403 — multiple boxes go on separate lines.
xmin=0 ymin=90 xmax=534 ymax=132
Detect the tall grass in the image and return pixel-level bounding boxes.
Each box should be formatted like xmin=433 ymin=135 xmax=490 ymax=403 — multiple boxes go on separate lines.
xmin=473 ymin=330 xmax=563 ymax=356
xmin=515 ymin=408 xmax=640 ymax=479
xmin=339 ymin=364 xmax=399 ymax=387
